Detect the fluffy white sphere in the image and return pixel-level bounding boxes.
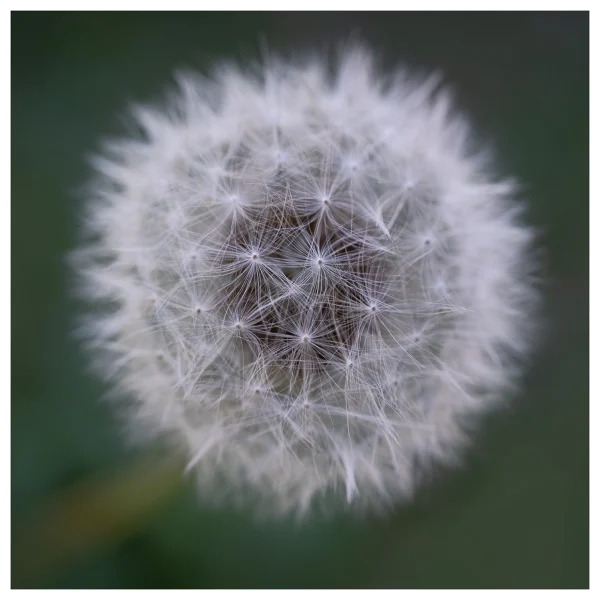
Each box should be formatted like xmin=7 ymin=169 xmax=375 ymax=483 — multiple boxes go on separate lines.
xmin=74 ymin=49 xmax=537 ymax=515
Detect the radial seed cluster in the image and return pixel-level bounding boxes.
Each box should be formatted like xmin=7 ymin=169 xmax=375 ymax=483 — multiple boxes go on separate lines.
xmin=75 ymin=50 xmax=536 ymax=515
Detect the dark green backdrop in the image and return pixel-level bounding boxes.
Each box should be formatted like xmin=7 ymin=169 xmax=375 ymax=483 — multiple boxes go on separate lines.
xmin=12 ymin=11 xmax=589 ymax=588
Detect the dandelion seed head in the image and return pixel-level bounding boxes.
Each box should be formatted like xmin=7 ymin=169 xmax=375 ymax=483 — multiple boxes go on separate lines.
xmin=73 ymin=48 xmax=537 ymax=516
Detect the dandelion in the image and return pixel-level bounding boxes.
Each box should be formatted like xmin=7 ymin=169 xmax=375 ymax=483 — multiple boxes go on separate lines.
xmin=73 ymin=48 xmax=537 ymax=516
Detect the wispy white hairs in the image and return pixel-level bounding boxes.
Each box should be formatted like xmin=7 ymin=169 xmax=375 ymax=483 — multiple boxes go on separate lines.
xmin=73 ymin=48 xmax=537 ymax=516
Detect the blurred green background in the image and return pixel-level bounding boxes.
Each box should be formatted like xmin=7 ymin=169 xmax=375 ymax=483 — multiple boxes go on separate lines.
xmin=11 ymin=12 xmax=588 ymax=588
